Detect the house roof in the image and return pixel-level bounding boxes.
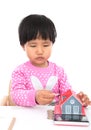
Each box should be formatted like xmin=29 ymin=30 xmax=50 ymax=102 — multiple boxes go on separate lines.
xmin=54 ymin=89 xmax=85 ymax=115
xmin=59 ymin=89 xmax=82 ymax=105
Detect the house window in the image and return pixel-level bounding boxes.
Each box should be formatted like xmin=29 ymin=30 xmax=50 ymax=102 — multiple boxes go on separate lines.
xmin=70 ymin=99 xmax=75 ymax=104
xmin=73 ymin=106 xmax=79 ymax=114
xmin=65 ymin=105 xmax=71 ymax=114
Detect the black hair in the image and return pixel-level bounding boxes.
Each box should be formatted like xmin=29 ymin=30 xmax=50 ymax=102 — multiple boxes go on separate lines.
xmin=18 ymin=14 xmax=57 ymax=45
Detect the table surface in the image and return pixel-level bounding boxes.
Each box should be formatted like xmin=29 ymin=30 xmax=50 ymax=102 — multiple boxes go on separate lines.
xmin=0 ymin=105 xmax=91 ymax=130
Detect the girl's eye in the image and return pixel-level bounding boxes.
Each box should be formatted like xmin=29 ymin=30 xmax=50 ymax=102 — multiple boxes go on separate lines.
xmin=43 ymin=45 xmax=49 ymax=47
xmin=30 ymin=45 xmax=36 ymax=47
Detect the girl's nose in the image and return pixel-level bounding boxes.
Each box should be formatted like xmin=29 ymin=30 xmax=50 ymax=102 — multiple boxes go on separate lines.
xmin=37 ymin=46 xmax=43 ymax=54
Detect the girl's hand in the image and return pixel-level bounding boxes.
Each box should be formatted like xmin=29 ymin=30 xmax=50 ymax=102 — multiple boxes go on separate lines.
xmin=35 ymin=89 xmax=55 ymax=105
xmin=77 ymin=91 xmax=91 ymax=107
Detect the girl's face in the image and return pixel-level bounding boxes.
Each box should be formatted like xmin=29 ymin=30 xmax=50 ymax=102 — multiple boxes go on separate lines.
xmin=22 ymin=38 xmax=53 ymax=67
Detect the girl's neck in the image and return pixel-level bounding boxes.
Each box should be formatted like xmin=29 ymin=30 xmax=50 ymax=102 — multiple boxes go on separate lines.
xmin=31 ymin=61 xmax=49 ymax=68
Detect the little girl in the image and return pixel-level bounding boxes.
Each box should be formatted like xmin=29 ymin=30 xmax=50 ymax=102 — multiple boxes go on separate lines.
xmin=1 ymin=14 xmax=91 ymax=107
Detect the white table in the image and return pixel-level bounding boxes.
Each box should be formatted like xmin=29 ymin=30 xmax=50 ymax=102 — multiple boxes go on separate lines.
xmin=0 ymin=105 xmax=91 ymax=130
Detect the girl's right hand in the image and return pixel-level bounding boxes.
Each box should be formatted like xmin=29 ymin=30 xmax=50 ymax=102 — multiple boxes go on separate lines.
xmin=35 ymin=89 xmax=55 ymax=105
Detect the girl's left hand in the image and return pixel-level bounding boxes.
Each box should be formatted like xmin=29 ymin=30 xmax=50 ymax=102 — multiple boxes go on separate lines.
xmin=77 ymin=91 xmax=91 ymax=107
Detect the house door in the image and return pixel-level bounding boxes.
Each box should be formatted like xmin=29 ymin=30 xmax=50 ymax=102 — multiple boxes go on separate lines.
xmin=65 ymin=105 xmax=80 ymax=114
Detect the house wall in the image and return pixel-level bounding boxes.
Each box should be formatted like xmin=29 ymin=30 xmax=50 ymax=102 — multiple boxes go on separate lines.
xmin=62 ymin=96 xmax=82 ymax=114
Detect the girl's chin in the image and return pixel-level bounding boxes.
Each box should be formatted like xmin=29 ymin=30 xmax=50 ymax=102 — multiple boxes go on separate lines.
xmin=32 ymin=62 xmax=47 ymax=67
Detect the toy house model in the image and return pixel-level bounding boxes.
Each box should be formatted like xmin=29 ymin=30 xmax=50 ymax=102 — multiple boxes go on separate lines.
xmin=54 ymin=89 xmax=85 ymax=121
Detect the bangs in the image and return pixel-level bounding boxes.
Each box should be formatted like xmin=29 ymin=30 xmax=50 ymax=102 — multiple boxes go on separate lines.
xmin=19 ymin=14 xmax=57 ymax=45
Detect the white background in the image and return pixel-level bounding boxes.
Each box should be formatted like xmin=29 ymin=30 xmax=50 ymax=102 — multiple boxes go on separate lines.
xmin=0 ymin=0 xmax=91 ymax=99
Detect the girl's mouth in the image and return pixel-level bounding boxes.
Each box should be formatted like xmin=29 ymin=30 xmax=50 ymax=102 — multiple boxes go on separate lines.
xmin=36 ymin=57 xmax=44 ymax=61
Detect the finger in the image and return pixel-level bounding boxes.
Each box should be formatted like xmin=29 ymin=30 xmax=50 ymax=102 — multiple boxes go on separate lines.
xmin=82 ymin=97 xmax=91 ymax=107
xmin=77 ymin=92 xmax=83 ymax=99
xmin=79 ymin=91 xmax=84 ymax=95
xmin=82 ymin=100 xmax=89 ymax=107
xmin=89 ymin=101 xmax=91 ymax=105
xmin=81 ymin=94 xmax=88 ymax=102
xmin=39 ymin=97 xmax=54 ymax=105
xmin=43 ymin=93 xmax=55 ymax=99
